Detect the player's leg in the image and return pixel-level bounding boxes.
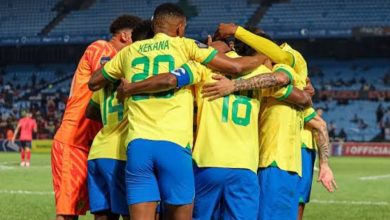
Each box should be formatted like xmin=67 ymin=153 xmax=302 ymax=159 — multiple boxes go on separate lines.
xmin=20 ymin=141 xmax=25 ymax=166
xmin=97 ymin=159 xmax=129 ymax=219
xmin=87 ymin=159 xmax=116 ymax=220
xmin=25 ymin=141 xmax=32 ymax=166
xmin=297 ymin=148 xmax=316 ymax=220
xmin=258 ymin=166 xmax=300 ymax=220
xmin=126 ymin=139 xmax=160 ymax=220
xmin=154 ymin=141 xmax=194 ymax=220
xmin=192 ymin=166 xmax=225 ymax=220
xmin=222 ymin=169 xmax=259 ymax=220
xmin=51 ymin=140 xmax=89 ymax=219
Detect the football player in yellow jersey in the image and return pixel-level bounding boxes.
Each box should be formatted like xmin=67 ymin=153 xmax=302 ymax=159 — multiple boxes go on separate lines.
xmin=298 ymin=78 xmax=337 ymax=220
xmin=87 ymin=3 xmax=268 ymax=220
xmin=113 ymin=33 xmax=311 ymax=220
xmin=202 ymin=59 xmax=308 ymax=220
xmin=83 ymin=22 xmax=155 ymax=220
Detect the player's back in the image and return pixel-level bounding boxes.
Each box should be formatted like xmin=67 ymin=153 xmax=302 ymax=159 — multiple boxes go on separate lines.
xmin=103 ymin=33 xmax=217 ymax=148
xmin=55 ymin=40 xmax=117 ymax=149
xmin=183 ymin=52 xmax=267 ymax=172
xmin=88 ymin=84 xmax=128 ymax=161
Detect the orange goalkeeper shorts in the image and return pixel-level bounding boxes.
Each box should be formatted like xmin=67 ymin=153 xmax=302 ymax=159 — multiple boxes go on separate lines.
xmin=51 ymin=140 xmax=89 ymax=215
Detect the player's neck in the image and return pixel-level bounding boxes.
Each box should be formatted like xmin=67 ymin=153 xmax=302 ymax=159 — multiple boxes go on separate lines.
xmin=154 ymin=27 xmax=178 ymax=38
xmin=108 ymin=38 xmax=122 ymax=52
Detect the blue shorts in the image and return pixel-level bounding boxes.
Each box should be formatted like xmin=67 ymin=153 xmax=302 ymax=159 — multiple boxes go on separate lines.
xmin=298 ymin=148 xmax=316 ymax=204
xmin=193 ymin=166 xmax=259 ymax=220
xmin=258 ymin=166 xmax=300 ymax=220
xmin=125 ymin=139 xmax=194 ymax=205
xmin=87 ymin=159 xmax=128 ymax=215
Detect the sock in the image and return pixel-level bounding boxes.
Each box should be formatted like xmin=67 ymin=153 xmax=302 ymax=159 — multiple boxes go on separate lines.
xmin=21 ymin=148 xmax=25 ymax=161
xmin=26 ymin=151 xmax=31 ymax=162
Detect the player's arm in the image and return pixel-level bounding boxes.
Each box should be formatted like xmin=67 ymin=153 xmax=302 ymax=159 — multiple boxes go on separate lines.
xmin=116 ymin=62 xmax=204 ymax=100
xmin=85 ymin=101 xmax=102 ymax=122
xmin=89 ymin=68 xmax=110 ymax=91
xmin=202 ymin=70 xmax=290 ymax=100
xmin=280 ymin=87 xmax=312 ymax=108
xmin=207 ymin=51 xmax=267 ymax=76
xmin=306 ymin=114 xmax=338 ymax=192
xmin=217 ymin=23 xmax=294 ymax=66
xmin=33 ymin=121 xmax=37 ymax=133
xmin=12 ymin=123 xmax=20 ymax=143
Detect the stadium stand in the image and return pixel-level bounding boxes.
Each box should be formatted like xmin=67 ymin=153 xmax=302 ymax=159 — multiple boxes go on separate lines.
xmin=259 ymin=0 xmax=390 ymax=33
xmin=0 ymin=0 xmax=58 ymax=37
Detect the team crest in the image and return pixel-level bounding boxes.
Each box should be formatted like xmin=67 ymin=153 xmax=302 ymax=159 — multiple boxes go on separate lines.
xmin=100 ymin=56 xmax=111 ymax=65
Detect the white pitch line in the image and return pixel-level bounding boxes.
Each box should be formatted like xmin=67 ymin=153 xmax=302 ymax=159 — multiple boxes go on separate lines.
xmin=311 ymin=199 xmax=389 ymax=206
xmin=359 ymin=174 xmax=390 ymax=181
xmin=0 ymin=190 xmax=54 ymax=195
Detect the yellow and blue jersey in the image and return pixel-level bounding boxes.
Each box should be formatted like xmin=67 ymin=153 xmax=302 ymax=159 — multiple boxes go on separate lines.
xmin=258 ymin=64 xmax=304 ymax=176
xmin=301 ymin=107 xmax=317 ymax=150
xmin=181 ymin=51 xmax=270 ymax=173
xmin=88 ymin=84 xmax=128 ymax=160
xmin=102 ymin=33 xmax=218 ymax=148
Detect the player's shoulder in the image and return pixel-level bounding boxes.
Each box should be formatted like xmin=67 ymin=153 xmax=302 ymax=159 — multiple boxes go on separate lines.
xmin=85 ymin=40 xmax=109 ymax=52
xmin=273 ymin=63 xmax=295 ymax=73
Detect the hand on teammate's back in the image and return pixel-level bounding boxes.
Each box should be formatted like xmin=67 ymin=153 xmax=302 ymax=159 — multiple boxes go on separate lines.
xmin=202 ymin=74 xmax=235 ymax=101
xmin=317 ymin=163 xmax=338 ymax=192
xmin=116 ymin=78 xmax=129 ymax=103
xmin=216 ymin=23 xmax=238 ymax=39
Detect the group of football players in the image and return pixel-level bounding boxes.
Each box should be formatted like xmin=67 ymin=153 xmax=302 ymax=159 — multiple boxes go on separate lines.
xmin=51 ymin=3 xmax=336 ymax=220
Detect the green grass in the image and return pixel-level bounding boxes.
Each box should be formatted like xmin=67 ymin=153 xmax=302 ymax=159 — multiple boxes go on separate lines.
xmin=1 ymin=153 xmax=390 ymax=220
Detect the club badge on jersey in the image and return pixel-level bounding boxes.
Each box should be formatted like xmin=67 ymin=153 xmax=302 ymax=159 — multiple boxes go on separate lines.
xmin=100 ymin=56 xmax=111 ymax=65
xmin=195 ymin=40 xmax=208 ymax=49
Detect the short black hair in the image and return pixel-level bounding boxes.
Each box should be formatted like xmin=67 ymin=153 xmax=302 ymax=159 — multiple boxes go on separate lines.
xmin=132 ymin=20 xmax=154 ymax=42
xmin=109 ymin=14 xmax=142 ymax=35
xmin=234 ymin=26 xmax=274 ymax=56
xmin=153 ymin=3 xmax=185 ymax=28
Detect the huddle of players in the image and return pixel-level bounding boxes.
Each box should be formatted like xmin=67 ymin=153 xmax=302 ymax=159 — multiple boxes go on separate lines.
xmin=51 ymin=3 xmax=337 ymax=220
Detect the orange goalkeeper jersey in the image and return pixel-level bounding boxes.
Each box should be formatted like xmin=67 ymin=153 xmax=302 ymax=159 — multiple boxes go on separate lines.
xmin=54 ymin=40 xmax=117 ymax=150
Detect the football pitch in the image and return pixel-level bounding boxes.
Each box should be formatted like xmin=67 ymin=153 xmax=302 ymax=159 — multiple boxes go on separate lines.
xmin=0 ymin=153 xmax=389 ymax=220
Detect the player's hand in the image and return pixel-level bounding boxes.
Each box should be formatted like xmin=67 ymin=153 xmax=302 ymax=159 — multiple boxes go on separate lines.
xmin=202 ymin=75 xmax=235 ymax=101
xmin=317 ymin=162 xmax=338 ymax=192
xmin=116 ymin=78 xmax=130 ymax=103
xmin=216 ymin=23 xmax=238 ymax=39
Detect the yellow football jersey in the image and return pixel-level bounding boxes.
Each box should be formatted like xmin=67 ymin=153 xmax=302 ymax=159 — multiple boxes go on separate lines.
xmin=259 ymin=64 xmax=304 ymax=176
xmin=102 ymin=33 xmax=217 ymax=148
xmin=301 ymin=107 xmax=317 ymax=150
xmin=88 ymin=84 xmax=128 ymax=160
xmin=184 ymin=52 xmax=269 ymax=173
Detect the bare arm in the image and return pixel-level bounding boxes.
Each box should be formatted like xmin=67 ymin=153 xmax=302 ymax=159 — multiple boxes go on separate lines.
xmin=202 ymin=71 xmax=290 ymax=100
xmin=207 ymin=52 xmax=267 ymax=76
xmin=282 ymin=88 xmax=312 ymax=109
xmin=85 ymin=103 xmax=102 ymax=122
xmin=12 ymin=124 xmax=20 ymax=143
xmin=88 ymin=68 xmax=111 ymax=91
xmin=306 ymin=115 xmax=338 ymax=192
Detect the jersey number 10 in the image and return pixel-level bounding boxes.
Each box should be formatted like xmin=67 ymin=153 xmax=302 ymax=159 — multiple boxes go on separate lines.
xmin=221 ymin=95 xmax=252 ymax=126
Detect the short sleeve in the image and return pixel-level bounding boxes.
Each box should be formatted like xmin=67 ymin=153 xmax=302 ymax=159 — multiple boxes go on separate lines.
xmin=303 ymin=107 xmax=317 ymax=124
xmin=184 ymin=38 xmax=218 ymax=65
xmin=102 ymin=48 xmax=126 ymax=82
xmin=261 ymin=84 xmax=293 ymax=100
xmin=89 ymin=91 xmax=100 ymax=109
